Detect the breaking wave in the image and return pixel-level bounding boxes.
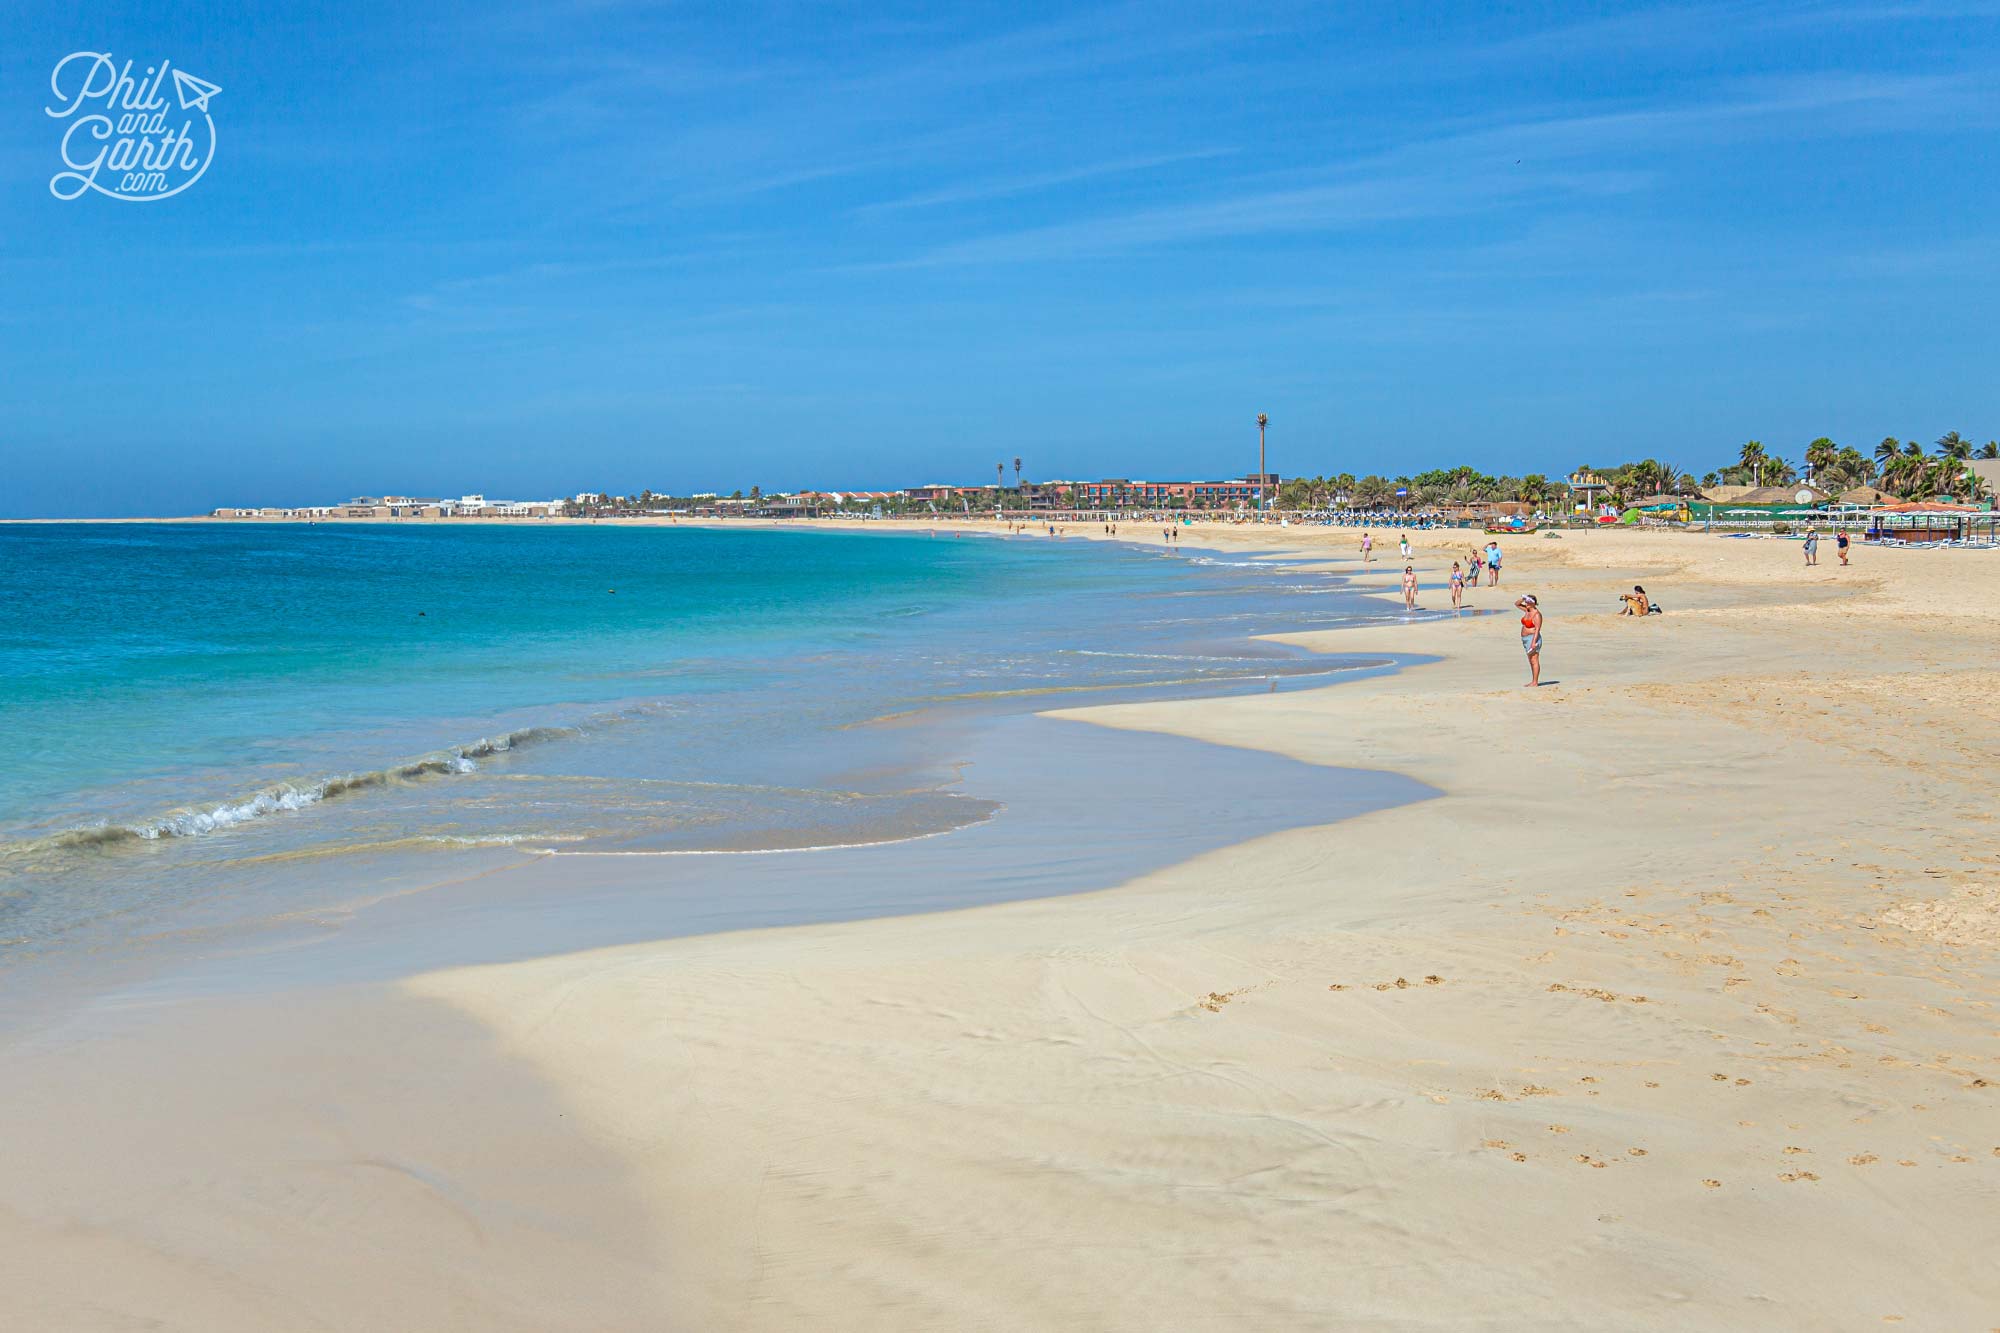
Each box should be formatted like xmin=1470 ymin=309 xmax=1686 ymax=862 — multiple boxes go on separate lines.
xmin=4 ymin=725 xmax=575 ymax=858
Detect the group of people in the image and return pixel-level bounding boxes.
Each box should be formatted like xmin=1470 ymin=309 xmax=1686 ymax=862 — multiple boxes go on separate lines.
xmin=1384 ymin=538 xmax=1505 ymax=616
xmin=1366 ymin=531 xmax=1503 ymax=584
xmin=1370 ymin=532 xmax=1543 ymax=686
xmin=1800 ymin=524 xmax=1851 ymax=567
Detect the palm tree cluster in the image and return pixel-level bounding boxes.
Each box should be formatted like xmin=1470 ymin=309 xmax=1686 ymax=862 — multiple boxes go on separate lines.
xmin=1274 ymin=466 xmax=1565 ymax=511
xmin=1700 ymin=432 xmax=1994 ymax=501
xmin=1868 ymin=432 xmax=1993 ymax=501
xmin=1591 ymin=459 xmax=1698 ymax=501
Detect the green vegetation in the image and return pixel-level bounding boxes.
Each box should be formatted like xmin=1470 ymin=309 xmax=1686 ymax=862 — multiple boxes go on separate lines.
xmin=565 ymin=429 xmax=1995 ymax=517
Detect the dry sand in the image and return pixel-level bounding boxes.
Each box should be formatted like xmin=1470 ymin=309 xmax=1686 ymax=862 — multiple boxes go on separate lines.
xmin=4 ymin=524 xmax=1997 ymax=1330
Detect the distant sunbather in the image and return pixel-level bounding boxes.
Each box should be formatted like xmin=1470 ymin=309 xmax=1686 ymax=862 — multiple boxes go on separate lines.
xmin=1618 ymin=585 xmax=1655 ymax=616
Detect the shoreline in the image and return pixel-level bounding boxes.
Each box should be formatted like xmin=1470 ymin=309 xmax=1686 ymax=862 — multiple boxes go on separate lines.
xmin=0 ymin=526 xmax=1399 ymax=983
xmin=3 ymin=525 xmax=1998 ymax=1327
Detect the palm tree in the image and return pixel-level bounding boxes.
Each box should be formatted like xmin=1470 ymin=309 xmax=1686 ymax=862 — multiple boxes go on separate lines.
xmin=1738 ymin=441 xmax=1767 ymax=487
xmin=1937 ymin=431 xmax=1971 ymax=461
xmin=1255 ymin=413 xmax=1269 ymax=510
xmin=1981 ymin=441 xmax=1999 ymax=459
xmin=1928 ymin=456 xmax=1964 ymax=499
xmin=1804 ymin=437 xmax=1837 ymax=482
xmin=1889 ymin=441 xmax=1926 ymax=497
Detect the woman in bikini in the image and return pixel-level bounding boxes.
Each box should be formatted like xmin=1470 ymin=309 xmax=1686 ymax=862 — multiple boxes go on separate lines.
xmin=1449 ymin=560 xmax=1465 ymax=613
xmin=1516 ymin=593 xmax=1543 ymax=687
xmin=1402 ymin=563 xmax=1419 ymax=611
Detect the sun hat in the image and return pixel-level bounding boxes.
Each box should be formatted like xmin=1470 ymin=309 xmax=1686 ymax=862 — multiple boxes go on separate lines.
xmin=1518 ymin=594 xmax=1538 ymax=606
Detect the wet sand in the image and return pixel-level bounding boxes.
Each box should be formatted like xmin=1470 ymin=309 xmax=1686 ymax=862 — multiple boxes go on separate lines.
xmin=4 ymin=524 xmax=1998 ymax=1329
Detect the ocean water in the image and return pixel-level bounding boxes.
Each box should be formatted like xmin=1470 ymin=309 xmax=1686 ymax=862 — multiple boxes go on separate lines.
xmin=0 ymin=522 xmax=1399 ymax=960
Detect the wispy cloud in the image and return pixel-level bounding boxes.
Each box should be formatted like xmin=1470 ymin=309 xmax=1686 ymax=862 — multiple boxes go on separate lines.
xmin=851 ymin=149 xmax=1236 ymax=217
xmin=863 ymin=70 xmax=1989 ymax=268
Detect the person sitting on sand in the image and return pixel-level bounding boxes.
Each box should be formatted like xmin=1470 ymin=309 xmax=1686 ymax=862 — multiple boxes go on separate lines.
xmin=1618 ymin=586 xmax=1650 ymax=616
xmin=1402 ymin=564 xmax=1418 ymax=611
xmin=1516 ymin=594 xmax=1543 ymax=686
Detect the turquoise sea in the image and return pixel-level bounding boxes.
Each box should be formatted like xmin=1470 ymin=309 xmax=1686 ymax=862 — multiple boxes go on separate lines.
xmin=0 ymin=522 xmax=1404 ymax=963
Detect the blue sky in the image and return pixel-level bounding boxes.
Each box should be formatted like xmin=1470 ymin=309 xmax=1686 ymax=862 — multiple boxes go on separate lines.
xmin=3 ymin=1 xmax=1997 ymax=515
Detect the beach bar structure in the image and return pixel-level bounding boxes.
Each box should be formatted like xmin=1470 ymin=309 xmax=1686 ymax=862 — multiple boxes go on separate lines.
xmin=1863 ymin=502 xmax=1996 ymax=544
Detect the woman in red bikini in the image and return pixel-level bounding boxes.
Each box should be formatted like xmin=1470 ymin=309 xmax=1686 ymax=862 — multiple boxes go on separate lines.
xmin=1516 ymin=593 xmax=1543 ymax=687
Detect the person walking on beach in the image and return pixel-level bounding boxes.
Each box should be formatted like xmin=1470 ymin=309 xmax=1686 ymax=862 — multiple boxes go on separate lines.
xmin=1361 ymin=531 xmax=1374 ymax=563
xmin=1449 ymin=560 xmax=1465 ymax=612
xmin=1516 ymin=594 xmax=1543 ymax=687
xmin=1402 ymin=564 xmax=1419 ymax=611
xmin=1837 ymin=529 xmax=1850 ymax=566
xmin=1399 ymin=532 xmax=1411 ymax=561
xmin=1466 ymin=544 xmax=1482 ymax=586
xmin=1803 ymin=524 xmax=1819 ymax=566
xmin=1485 ymin=541 xmax=1502 ymax=586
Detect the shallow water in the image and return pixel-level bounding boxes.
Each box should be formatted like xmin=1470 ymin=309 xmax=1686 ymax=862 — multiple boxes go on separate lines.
xmin=1 ymin=523 xmax=1414 ymax=962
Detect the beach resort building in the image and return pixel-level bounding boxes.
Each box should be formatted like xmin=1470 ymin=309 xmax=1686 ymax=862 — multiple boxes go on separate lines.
xmin=1075 ymin=474 xmax=1278 ymax=508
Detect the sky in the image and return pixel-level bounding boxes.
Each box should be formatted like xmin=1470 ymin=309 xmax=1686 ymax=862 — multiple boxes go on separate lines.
xmin=2 ymin=1 xmax=1997 ymax=516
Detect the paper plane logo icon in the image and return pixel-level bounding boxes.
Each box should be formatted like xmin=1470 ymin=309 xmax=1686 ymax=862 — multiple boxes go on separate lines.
xmin=171 ymin=68 xmax=221 ymax=113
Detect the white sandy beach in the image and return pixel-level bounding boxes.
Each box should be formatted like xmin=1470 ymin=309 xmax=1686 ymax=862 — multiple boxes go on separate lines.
xmin=4 ymin=524 xmax=1998 ymax=1330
